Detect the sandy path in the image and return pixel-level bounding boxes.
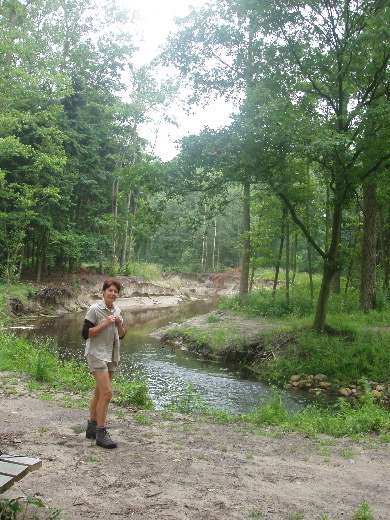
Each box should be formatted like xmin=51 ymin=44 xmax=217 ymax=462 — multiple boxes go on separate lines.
xmin=1 ymin=390 xmax=390 ymax=520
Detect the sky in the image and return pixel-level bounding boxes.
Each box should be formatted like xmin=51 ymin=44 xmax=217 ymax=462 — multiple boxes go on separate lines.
xmin=117 ymin=0 xmax=235 ymax=161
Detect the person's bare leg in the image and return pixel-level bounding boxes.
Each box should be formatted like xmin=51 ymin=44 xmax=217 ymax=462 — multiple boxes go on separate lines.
xmin=89 ymin=385 xmax=99 ymax=421
xmin=91 ymin=371 xmax=113 ymax=427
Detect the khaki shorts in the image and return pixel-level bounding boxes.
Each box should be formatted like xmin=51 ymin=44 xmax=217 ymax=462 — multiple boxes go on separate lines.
xmin=86 ymin=354 xmax=118 ymax=373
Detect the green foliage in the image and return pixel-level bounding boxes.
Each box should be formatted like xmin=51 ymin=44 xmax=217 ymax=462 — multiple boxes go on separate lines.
xmin=112 ymin=372 xmax=154 ymax=409
xmin=225 ymin=286 xmax=316 ymax=318
xmin=262 ymin=328 xmax=390 ymax=386
xmin=217 ymin=287 xmax=390 ymax=385
xmin=0 ymin=331 xmax=93 ymax=393
xmin=125 ymin=262 xmax=162 ymax=281
xmin=164 ymin=382 xmax=209 ymax=414
xmin=242 ymin=389 xmax=390 ymax=437
xmin=134 ymin=412 xmax=153 ymax=426
xmin=351 ymin=500 xmax=374 ymax=520
xmin=243 ymin=388 xmax=289 ymax=426
xmin=206 ymin=314 xmax=221 ymax=323
xmin=0 ymin=495 xmax=62 ymax=520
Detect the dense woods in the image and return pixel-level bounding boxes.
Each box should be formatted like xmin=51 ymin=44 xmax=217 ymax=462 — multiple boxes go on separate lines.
xmin=1 ymin=0 xmax=389 ymax=330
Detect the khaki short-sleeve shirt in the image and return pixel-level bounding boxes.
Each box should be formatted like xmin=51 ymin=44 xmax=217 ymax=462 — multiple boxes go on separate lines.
xmin=84 ymin=300 xmax=121 ymax=362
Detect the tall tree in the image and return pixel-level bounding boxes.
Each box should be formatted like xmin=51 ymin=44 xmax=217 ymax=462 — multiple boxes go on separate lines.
xmin=257 ymin=0 xmax=390 ymax=329
xmin=165 ymin=0 xmax=390 ymax=330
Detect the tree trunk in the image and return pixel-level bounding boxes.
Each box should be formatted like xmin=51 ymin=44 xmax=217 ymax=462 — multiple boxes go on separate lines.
xmin=239 ymin=182 xmax=251 ymax=300
xmin=344 ymin=234 xmax=359 ymax=298
xmin=201 ymin=207 xmax=207 ymax=272
xmin=17 ymin=247 xmax=25 ymax=279
xmin=273 ymin=206 xmax=287 ymax=299
xmin=36 ymin=250 xmax=43 ymax=283
xmin=291 ymin=232 xmax=297 ymax=286
xmin=325 ymin=183 xmax=330 ymax=250
xmin=332 ymin=219 xmax=342 ymax=294
xmin=127 ymin=192 xmax=138 ymax=264
xmin=111 ymin=179 xmax=119 ymax=267
xmin=212 ymin=218 xmax=217 ymax=271
xmin=313 ymin=201 xmax=343 ymax=331
xmin=120 ymin=192 xmax=132 ymax=270
xmin=359 ymin=182 xmax=377 ymax=312
xmin=249 ymin=265 xmax=256 ymax=292
xmin=307 ymin=243 xmax=314 ymax=301
xmin=378 ymin=205 xmax=389 ymax=292
xmin=285 ymin=212 xmax=290 ymax=305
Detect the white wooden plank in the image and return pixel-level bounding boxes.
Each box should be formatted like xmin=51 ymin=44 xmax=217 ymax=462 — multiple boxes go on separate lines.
xmin=0 ymin=455 xmax=42 ymax=470
xmin=0 ymin=474 xmax=14 ymax=493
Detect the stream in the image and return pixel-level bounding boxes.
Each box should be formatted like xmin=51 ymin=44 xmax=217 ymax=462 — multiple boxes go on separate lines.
xmin=16 ymin=299 xmax=321 ymax=414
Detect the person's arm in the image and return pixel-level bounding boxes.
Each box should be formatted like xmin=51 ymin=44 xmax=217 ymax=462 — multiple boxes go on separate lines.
xmin=82 ymin=319 xmax=94 ymax=340
xmin=115 ymin=315 xmax=126 ymax=339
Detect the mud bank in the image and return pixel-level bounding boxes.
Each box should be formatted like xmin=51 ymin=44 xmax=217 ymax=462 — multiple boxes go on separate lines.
xmin=9 ymin=272 xmax=241 ymax=317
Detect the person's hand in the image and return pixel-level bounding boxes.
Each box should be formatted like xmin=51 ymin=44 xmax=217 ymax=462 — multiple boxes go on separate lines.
xmin=114 ymin=316 xmax=123 ymax=326
xmin=105 ymin=315 xmax=116 ymax=326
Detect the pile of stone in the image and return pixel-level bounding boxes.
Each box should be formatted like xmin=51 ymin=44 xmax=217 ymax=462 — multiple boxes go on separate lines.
xmin=287 ymin=374 xmax=389 ymax=401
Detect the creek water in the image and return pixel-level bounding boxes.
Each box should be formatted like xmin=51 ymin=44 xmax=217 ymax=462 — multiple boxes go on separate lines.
xmin=17 ymin=299 xmax=320 ymax=414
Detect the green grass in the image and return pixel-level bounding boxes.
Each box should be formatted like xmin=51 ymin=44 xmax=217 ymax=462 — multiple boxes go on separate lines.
xmin=134 ymin=412 xmax=153 ymax=425
xmin=179 ymin=286 xmax=390 ymax=388
xmin=164 ymin=382 xmax=209 ymax=414
xmin=260 ymin=327 xmax=390 ymax=386
xmin=124 ymin=261 xmax=162 ymax=280
xmin=219 ymin=282 xmax=389 ymax=324
xmin=112 ymin=372 xmax=154 ymax=409
xmin=0 ymin=496 xmax=63 ymax=520
xmin=239 ymin=388 xmax=390 ymax=437
xmin=351 ymin=500 xmax=374 ymax=520
xmin=0 ymin=332 xmax=93 ymax=392
xmin=0 ymin=331 xmax=153 ymax=409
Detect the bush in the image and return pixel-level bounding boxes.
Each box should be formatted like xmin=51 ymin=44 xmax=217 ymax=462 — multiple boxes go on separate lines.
xmin=0 ymin=495 xmax=62 ymax=519
xmin=243 ymin=388 xmax=390 ymax=437
xmin=113 ymin=372 xmax=154 ymax=409
xmin=0 ymin=332 xmax=93 ymax=393
xmin=124 ymin=262 xmax=162 ymax=280
xmin=219 ymin=286 xmax=316 ymax=318
xmin=262 ymin=329 xmax=390 ymax=385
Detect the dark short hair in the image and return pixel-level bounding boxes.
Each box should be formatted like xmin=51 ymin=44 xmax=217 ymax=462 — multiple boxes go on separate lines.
xmin=102 ymin=279 xmax=121 ymax=293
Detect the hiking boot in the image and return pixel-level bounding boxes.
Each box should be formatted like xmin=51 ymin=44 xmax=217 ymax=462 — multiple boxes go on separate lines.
xmin=86 ymin=419 xmax=97 ymax=439
xmin=96 ymin=426 xmax=117 ymax=449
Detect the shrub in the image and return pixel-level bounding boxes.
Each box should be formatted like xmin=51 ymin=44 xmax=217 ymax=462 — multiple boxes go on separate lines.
xmin=113 ymin=372 xmax=154 ymax=409
xmin=124 ymin=262 xmax=162 ymax=280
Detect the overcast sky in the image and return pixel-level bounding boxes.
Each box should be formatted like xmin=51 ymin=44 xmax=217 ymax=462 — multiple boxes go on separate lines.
xmin=116 ymin=0 xmax=234 ymax=161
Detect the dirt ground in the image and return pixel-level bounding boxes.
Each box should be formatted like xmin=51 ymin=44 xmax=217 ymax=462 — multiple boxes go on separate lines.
xmin=1 ymin=386 xmax=390 ymax=520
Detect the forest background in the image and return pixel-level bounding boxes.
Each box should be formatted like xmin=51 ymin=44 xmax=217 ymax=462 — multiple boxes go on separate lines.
xmin=0 ymin=0 xmax=389 ymax=333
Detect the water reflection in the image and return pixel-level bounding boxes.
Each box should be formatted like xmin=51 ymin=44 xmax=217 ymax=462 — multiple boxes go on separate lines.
xmin=17 ymin=298 xmax=320 ymax=414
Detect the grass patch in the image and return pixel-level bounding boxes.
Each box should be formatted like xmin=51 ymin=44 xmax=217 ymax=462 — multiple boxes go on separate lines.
xmin=218 ymin=282 xmax=389 ymax=325
xmin=124 ymin=262 xmax=162 ymax=281
xmin=0 ymin=496 xmax=62 ymax=520
xmin=164 ymin=382 xmax=209 ymax=414
xmin=0 ymin=330 xmax=154 ymax=410
xmin=240 ymin=388 xmax=390 ymax=437
xmin=260 ymin=328 xmax=390 ymax=386
xmin=134 ymin=413 xmax=153 ymax=426
xmin=112 ymin=372 xmax=154 ymax=409
xmin=351 ymin=500 xmax=374 ymax=520
xmin=0 ymin=332 xmax=93 ymax=393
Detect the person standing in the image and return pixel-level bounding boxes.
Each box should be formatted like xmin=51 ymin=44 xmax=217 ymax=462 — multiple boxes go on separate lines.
xmin=82 ymin=279 xmax=126 ymax=449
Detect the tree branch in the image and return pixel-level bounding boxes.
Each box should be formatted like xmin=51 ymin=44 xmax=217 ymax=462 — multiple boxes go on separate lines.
xmin=277 ymin=192 xmax=326 ymax=259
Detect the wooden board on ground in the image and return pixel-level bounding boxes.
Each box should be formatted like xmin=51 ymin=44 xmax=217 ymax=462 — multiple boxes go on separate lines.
xmin=0 ymin=453 xmax=42 ymax=493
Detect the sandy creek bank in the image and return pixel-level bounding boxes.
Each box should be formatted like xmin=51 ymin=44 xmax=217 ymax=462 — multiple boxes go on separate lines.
xmin=8 ymin=272 xmax=242 ymax=317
